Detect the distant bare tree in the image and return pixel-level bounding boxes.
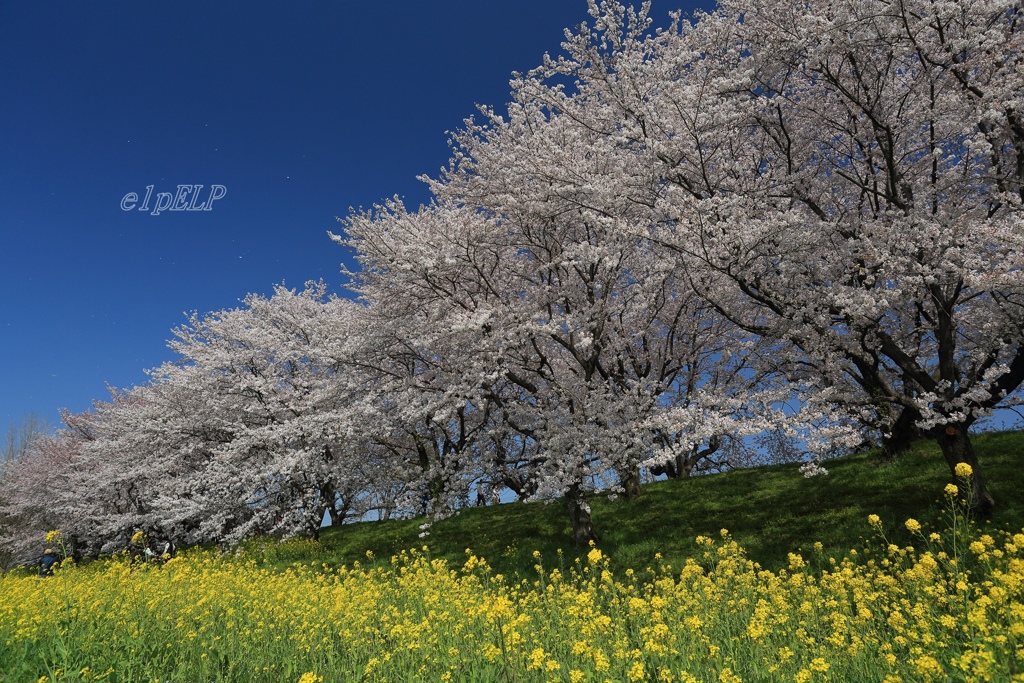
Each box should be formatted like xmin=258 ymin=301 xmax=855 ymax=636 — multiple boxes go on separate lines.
xmin=2 ymin=413 xmax=50 ymax=467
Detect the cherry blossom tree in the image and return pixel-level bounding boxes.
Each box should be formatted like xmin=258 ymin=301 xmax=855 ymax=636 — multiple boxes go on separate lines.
xmin=0 ymin=424 xmax=86 ymax=565
xmin=519 ymin=0 xmax=1024 ymax=511
xmin=0 ymin=284 xmax=416 ymax=556
xmin=339 ymin=111 xmax=788 ymax=544
xmin=333 ymin=209 xmax=517 ymax=523
xmin=132 ymin=282 xmax=397 ymax=543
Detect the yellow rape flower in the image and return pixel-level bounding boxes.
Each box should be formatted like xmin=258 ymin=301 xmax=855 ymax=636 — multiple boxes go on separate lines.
xmin=527 ymin=648 xmax=547 ymax=670
xmin=914 ymin=655 xmax=943 ymax=678
xmin=809 ymin=658 xmax=830 ymax=673
xmin=718 ymin=668 xmax=742 ymax=683
xmin=954 ymin=462 xmax=973 ymax=479
xmin=7 ymin=516 xmax=1024 ymax=683
xmin=905 ymin=518 xmax=922 ymax=534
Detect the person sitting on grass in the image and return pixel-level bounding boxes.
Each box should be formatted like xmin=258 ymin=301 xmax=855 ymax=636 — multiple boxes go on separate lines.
xmin=144 ymin=538 xmax=174 ymax=563
xmin=36 ymin=548 xmax=59 ymax=577
xmin=129 ymin=529 xmax=148 ymax=564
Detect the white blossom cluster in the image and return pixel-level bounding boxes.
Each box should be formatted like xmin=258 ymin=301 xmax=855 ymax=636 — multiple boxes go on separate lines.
xmin=798 ymin=462 xmax=830 ymax=479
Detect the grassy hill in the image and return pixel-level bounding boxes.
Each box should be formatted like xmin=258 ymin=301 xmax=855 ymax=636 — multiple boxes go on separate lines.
xmin=259 ymin=430 xmax=1024 ymax=577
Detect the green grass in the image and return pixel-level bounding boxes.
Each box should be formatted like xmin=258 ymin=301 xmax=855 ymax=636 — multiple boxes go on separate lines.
xmin=263 ymin=431 xmax=1024 ymax=578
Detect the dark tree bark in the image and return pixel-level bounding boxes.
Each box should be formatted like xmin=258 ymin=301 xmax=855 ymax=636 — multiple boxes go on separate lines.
xmin=566 ymin=483 xmax=599 ymax=547
xmin=933 ymin=424 xmax=995 ymax=516
xmin=620 ymin=467 xmax=642 ymax=498
xmin=880 ymin=407 xmax=921 ymax=460
xmin=650 ymin=437 xmax=720 ymax=479
xmin=501 ymin=471 xmax=538 ymax=500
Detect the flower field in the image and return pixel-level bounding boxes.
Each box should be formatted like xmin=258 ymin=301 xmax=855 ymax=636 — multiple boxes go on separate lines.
xmin=2 ymin=502 xmax=1023 ymax=682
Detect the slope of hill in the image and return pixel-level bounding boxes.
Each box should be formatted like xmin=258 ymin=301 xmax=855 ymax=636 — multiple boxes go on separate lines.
xmin=258 ymin=430 xmax=1024 ymax=577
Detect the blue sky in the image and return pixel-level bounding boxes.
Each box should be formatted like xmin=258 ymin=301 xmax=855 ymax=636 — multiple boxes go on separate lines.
xmin=0 ymin=1 xmax=709 ymax=430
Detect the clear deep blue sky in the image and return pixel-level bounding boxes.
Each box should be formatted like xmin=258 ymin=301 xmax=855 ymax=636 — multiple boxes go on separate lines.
xmin=0 ymin=1 xmax=708 ymax=430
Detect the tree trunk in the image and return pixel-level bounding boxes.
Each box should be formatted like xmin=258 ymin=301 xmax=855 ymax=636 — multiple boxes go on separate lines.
xmin=649 ymin=459 xmax=677 ymax=478
xmin=620 ymin=466 xmax=642 ymax=498
xmin=934 ymin=425 xmax=995 ymax=516
xmin=678 ymin=454 xmax=698 ymax=478
xmin=502 ymin=471 xmax=538 ymax=500
xmin=650 ymin=453 xmax=701 ymax=479
xmin=881 ymin=407 xmax=920 ymax=460
xmin=320 ymin=483 xmax=339 ymax=527
xmin=566 ymin=483 xmax=599 ymax=547
xmin=332 ymin=498 xmax=351 ymax=527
